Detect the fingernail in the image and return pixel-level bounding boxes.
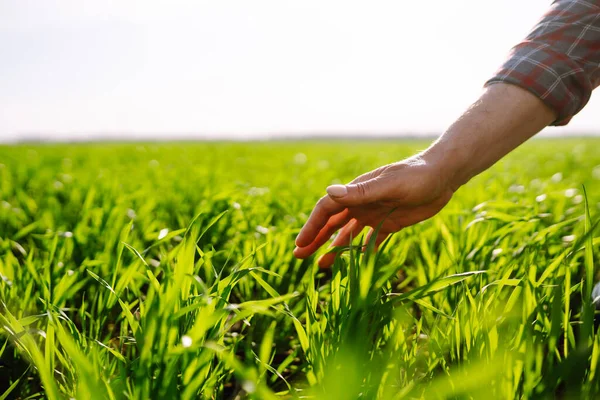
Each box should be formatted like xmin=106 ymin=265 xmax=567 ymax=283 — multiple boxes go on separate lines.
xmin=326 ymin=185 xmax=347 ymax=198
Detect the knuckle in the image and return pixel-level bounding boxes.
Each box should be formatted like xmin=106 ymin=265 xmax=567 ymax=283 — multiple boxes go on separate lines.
xmin=315 ymin=196 xmax=334 ymax=217
xmin=316 ymin=196 xmax=328 ymax=207
xmin=356 ymin=182 xmax=369 ymax=198
xmin=376 ymin=164 xmax=392 ymax=175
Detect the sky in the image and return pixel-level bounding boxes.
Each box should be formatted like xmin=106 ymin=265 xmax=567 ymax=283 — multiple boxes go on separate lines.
xmin=0 ymin=0 xmax=598 ymax=142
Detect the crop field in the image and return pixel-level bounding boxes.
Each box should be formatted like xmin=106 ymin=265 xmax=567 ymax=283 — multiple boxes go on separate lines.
xmin=1 ymin=139 xmax=600 ymax=399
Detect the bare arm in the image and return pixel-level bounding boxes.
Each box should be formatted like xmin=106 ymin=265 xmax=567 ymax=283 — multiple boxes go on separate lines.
xmin=425 ymin=82 xmax=556 ymax=191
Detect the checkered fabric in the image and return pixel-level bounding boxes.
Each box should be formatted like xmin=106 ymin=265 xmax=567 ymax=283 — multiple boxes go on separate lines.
xmin=486 ymin=0 xmax=600 ymax=126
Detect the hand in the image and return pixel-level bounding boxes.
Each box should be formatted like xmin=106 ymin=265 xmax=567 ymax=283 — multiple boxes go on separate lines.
xmin=293 ymin=154 xmax=455 ymax=268
xmin=294 ymin=83 xmax=557 ymax=268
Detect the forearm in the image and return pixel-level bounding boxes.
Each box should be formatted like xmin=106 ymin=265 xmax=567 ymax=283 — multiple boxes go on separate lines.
xmin=423 ymin=0 xmax=600 ymax=191
xmin=423 ymin=82 xmax=556 ymax=190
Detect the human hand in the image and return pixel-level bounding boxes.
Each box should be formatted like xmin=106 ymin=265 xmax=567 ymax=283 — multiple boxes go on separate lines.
xmin=293 ymin=153 xmax=456 ymax=268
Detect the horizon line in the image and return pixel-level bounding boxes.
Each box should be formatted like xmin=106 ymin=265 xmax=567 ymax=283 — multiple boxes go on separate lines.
xmin=1 ymin=130 xmax=599 ymax=145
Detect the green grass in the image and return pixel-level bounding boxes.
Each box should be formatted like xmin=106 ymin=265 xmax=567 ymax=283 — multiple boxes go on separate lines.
xmin=0 ymin=139 xmax=599 ymax=399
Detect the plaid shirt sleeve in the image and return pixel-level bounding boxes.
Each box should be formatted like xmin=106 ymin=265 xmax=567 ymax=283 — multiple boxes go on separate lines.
xmin=485 ymin=0 xmax=600 ymax=126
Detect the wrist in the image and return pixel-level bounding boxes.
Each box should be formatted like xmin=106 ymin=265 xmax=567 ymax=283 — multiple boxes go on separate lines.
xmin=421 ymin=83 xmax=555 ymax=193
xmin=421 ymin=137 xmax=472 ymax=192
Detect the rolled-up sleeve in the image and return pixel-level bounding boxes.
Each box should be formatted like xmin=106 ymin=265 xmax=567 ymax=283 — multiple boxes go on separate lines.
xmin=485 ymin=0 xmax=600 ymax=126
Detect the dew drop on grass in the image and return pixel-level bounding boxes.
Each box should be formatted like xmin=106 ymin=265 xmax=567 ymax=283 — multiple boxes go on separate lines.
xmin=317 ymin=160 xmax=329 ymax=170
xmin=158 ymin=228 xmax=169 ymax=240
xmin=181 ymin=335 xmax=192 ymax=348
xmin=565 ymin=188 xmax=578 ymax=198
xmin=536 ymin=194 xmax=547 ymax=202
xmin=465 ymin=217 xmax=485 ymax=230
xmin=12 ymin=241 xmax=26 ymax=256
xmin=472 ymin=202 xmax=487 ymax=212
xmin=551 ymin=172 xmax=563 ymax=183
xmin=562 ymin=235 xmax=576 ymax=243
xmin=242 ymin=380 xmax=256 ymax=394
xmin=509 ymin=185 xmax=525 ymax=193
xmin=232 ymin=202 xmax=241 ymax=210
xmin=248 ymin=187 xmax=269 ymax=196
xmin=565 ymin=207 xmax=578 ymax=215
xmin=256 ymin=225 xmax=269 ymax=235
xmin=573 ymin=194 xmax=583 ymax=204
xmin=592 ymin=282 xmax=600 ymax=309
xmin=1 ymin=274 xmax=12 ymax=287
xmin=294 ymin=153 xmax=307 ymax=165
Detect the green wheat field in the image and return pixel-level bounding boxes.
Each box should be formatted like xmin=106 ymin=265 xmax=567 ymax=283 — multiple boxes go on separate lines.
xmin=1 ymin=139 xmax=600 ymax=399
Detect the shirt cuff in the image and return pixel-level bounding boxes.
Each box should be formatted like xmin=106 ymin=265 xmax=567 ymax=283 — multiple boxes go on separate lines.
xmin=485 ymin=41 xmax=592 ymax=126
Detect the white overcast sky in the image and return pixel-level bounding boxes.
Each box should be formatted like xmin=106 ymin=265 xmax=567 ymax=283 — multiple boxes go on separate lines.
xmin=0 ymin=0 xmax=598 ymax=142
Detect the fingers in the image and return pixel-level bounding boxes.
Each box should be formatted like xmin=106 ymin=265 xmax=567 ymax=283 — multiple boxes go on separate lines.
xmin=326 ymin=177 xmax=386 ymax=207
xmin=295 ymin=195 xmax=346 ymax=248
xmin=317 ymin=219 xmax=364 ymax=268
xmin=364 ymin=228 xmax=391 ymax=251
xmin=293 ymin=209 xmax=351 ymax=259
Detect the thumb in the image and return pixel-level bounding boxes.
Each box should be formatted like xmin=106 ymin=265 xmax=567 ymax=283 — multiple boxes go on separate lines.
xmin=326 ymin=179 xmax=384 ymax=206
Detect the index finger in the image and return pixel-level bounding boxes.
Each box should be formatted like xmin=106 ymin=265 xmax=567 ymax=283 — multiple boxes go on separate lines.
xmin=295 ymin=195 xmax=346 ymax=248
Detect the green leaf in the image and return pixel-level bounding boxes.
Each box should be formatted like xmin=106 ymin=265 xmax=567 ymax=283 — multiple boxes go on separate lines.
xmin=388 ymin=271 xmax=487 ymax=302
